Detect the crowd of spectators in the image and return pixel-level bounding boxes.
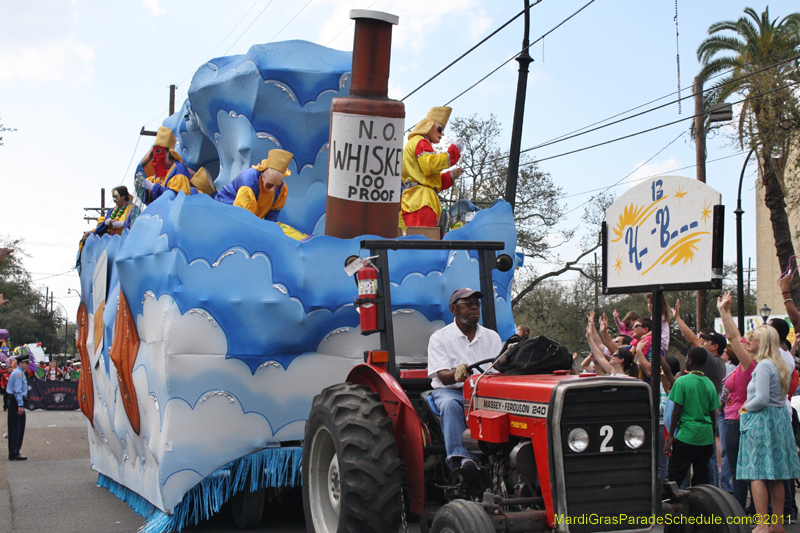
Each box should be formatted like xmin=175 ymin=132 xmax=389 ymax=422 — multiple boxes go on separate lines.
xmin=574 ymin=274 xmax=800 ymax=530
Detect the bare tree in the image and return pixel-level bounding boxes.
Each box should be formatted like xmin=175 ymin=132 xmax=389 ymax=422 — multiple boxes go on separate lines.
xmin=443 ymin=114 xmax=613 ymax=308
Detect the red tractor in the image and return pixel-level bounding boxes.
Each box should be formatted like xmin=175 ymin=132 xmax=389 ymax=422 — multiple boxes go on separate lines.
xmin=302 ymin=239 xmax=747 ymax=533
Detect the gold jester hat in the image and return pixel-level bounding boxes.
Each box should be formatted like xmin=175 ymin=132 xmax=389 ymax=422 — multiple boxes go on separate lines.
xmin=409 ymin=106 xmax=453 ymax=137
xmin=153 ymin=126 xmax=183 ymax=162
xmin=252 ymin=149 xmax=293 ymax=177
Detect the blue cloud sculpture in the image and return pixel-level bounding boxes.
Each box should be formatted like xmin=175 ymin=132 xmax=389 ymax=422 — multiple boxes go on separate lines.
xmin=82 ymin=39 xmax=518 ymax=533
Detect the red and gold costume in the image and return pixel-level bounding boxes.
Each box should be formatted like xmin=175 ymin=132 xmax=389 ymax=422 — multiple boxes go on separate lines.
xmin=400 ymin=107 xmax=461 ymax=228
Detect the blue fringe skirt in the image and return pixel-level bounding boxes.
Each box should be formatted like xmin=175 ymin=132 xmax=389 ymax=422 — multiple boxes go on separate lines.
xmin=737 ymin=406 xmax=800 ymax=481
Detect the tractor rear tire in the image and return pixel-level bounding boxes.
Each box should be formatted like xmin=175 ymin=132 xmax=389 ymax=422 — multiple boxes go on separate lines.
xmin=302 ymin=383 xmax=403 ymax=533
xmin=430 ymin=500 xmax=495 ymax=533
xmin=230 ymin=486 xmax=265 ymax=529
xmin=664 ymin=484 xmax=749 ymax=533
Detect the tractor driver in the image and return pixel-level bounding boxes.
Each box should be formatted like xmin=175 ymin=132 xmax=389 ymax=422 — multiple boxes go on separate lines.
xmin=427 ymin=288 xmax=502 ymax=477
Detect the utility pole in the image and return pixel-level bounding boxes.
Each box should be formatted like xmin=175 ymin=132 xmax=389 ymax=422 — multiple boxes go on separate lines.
xmin=83 ymin=188 xmax=106 ymax=224
xmin=141 ymin=84 xmax=178 ymax=137
xmin=504 ymin=0 xmax=533 ymax=212
xmin=694 ymin=76 xmax=708 ymax=330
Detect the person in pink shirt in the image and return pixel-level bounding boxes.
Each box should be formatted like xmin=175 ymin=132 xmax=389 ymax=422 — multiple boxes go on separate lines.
xmin=722 ymin=329 xmax=755 ymax=510
xmin=613 ymin=309 xmax=640 ymax=338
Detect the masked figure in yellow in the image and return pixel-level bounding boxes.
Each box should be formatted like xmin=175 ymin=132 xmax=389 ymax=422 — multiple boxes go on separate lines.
xmin=136 ymin=127 xmax=193 ymax=204
xmin=215 ymin=149 xmax=292 ymax=221
xmin=215 ymin=149 xmax=309 ymax=240
xmin=400 ymin=106 xmax=464 ymax=228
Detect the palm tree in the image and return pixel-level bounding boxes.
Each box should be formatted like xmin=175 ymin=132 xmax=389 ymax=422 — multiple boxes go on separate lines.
xmin=697 ymin=7 xmax=800 ymax=299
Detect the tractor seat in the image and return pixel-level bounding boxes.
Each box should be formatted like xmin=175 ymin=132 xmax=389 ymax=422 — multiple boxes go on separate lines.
xmin=420 ymin=390 xmax=441 ymax=425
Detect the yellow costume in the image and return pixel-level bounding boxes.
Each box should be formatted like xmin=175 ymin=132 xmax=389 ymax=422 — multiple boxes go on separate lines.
xmin=400 ymin=107 xmax=461 ymax=227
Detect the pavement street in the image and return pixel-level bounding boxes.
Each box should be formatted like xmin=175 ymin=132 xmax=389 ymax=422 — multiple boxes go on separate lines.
xmin=3 ymin=409 xmax=800 ymax=532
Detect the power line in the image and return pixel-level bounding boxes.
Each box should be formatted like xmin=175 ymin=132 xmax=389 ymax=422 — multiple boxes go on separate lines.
xmin=526 ymin=78 xmax=800 ymax=167
xmin=174 ymin=0 xmax=264 ymax=95
xmin=325 ymin=0 xmax=379 ymax=46
xmin=401 ymin=4 xmax=537 ymax=102
xmin=268 ymin=0 xmax=314 ymax=42
xmin=537 ymin=47 xmax=796 ymax=144
xmin=120 ymin=134 xmax=143 ymax=185
xmin=560 ymin=131 xmax=686 ymax=216
xmin=560 ymin=151 xmax=747 ymax=199
xmin=474 ymin=52 xmax=800 ymax=168
xmin=517 ymin=53 xmax=800 ymax=157
xmin=143 ymin=0 xmax=278 ymax=128
xmin=32 ymin=269 xmax=77 ymax=283
xmin=168 ymin=0 xmax=310 ymax=118
xmin=444 ymin=0 xmax=597 ymax=107
xmin=222 ymin=0 xmax=276 ymax=56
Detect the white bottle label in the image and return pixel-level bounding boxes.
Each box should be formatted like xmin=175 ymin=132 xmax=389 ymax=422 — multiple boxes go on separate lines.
xmin=327 ymin=112 xmax=404 ymax=203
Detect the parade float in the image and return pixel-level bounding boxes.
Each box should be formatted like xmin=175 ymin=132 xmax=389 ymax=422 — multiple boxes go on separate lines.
xmin=75 ymin=11 xmax=518 ymax=532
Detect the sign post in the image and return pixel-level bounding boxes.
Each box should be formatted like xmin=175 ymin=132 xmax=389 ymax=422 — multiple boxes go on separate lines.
xmin=602 ymin=175 xmax=724 ymax=484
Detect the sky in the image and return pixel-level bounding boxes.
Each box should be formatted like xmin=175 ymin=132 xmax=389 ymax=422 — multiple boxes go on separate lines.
xmin=1 ymin=0 xmax=796 ymax=327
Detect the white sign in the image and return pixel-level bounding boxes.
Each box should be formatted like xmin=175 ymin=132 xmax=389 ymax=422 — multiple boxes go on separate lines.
xmin=327 ymin=112 xmax=403 ymax=203
xmin=475 ymin=396 xmax=549 ymax=418
xmin=605 ymin=176 xmax=721 ymax=291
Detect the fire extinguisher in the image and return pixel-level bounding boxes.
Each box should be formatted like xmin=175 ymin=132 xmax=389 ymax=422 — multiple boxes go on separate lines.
xmin=356 ymin=262 xmax=379 ymax=335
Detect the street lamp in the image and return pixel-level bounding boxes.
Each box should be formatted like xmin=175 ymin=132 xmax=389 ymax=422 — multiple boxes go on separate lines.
xmin=735 ymin=149 xmax=754 ymax=335
xmin=760 ymin=303 xmax=771 ymax=324
xmin=52 ymin=300 xmax=69 ymax=363
xmin=68 ymin=288 xmax=81 ymax=298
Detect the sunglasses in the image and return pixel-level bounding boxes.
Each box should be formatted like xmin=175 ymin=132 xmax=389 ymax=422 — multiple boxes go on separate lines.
xmin=436 ymin=126 xmax=444 ymax=134
xmin=633 ymin=324 xmax=644 ymax=329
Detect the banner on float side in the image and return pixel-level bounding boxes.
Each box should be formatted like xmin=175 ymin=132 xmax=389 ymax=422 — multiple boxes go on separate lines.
xmin=602 ymin=175 xmax=724 ymax=294
xmin=714 ymin=315 xmax=796 ymax=345
xmin=26 ymin=380 xmax=79 ymax=411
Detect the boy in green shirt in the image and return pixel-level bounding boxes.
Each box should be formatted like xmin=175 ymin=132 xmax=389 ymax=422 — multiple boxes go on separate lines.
xmin=665 ymin=347 xmax=720 ymax=486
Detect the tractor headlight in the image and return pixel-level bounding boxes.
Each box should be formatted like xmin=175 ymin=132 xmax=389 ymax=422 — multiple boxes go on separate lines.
xmin=624 ymin=425 xmax=645 ymax=449
xmin=567 ymin=428 xmax=589 ymax=453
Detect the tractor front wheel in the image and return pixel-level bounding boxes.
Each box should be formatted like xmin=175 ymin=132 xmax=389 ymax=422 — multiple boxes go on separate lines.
xmin=665 ymin=484 xmax=749 ymax=533
xmin=302 ymin=383 xmax=403 ymax=533
xmin=430 ymin=500 xmax=495 ymax=533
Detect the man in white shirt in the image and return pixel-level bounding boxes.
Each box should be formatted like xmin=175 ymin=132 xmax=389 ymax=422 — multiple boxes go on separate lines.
xmin=427 ymin=288 xmax=502 ymax=473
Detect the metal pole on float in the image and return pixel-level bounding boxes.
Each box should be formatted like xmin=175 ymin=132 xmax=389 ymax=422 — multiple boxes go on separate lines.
xmin=650 ymin=289 xmax=662 ymax=466
xmin=504 ymin=0 xmax=532 ymax=212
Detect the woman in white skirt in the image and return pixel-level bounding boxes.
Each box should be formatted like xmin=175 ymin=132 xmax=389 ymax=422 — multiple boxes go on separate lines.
xmin=727 ymin=322 xmax=800 ymax=533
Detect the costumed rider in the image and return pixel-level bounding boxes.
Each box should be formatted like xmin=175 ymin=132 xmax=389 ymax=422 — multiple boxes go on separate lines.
xmin=136 ymin=126 xmax=192 ymax=203
xmin=401 ymin=106 xmax=464 ymax=229
xmin=86 ymin=186 xmax=140 ymax=237
xmin=427 ymin=288 xmax=502 ymax=481
xmin=215 ymin=149 xmax=309 ymax=241
xmin=6 ymin=352 xmax=30 ymax=460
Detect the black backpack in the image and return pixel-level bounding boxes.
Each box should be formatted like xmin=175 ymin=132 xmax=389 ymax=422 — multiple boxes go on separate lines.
xmin=495 ymin=334 xmax=573 ymax=375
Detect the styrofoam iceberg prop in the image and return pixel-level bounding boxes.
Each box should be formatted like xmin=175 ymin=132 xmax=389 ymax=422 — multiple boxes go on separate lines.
xmin=80 ymin=39 xmax=518 ymax=532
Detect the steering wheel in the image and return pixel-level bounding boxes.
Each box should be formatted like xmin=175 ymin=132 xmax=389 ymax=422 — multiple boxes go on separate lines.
xmin=467 ymin=357 xmax=497 ymax=374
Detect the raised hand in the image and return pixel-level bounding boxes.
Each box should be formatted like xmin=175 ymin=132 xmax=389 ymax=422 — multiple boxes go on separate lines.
xmin=779 ymin=274 xmax=793 ymax=295
xmin=717 ymin=291 xmax=733 ymax=313
xmin=671 ymin=299 xmax=681 ymax=321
